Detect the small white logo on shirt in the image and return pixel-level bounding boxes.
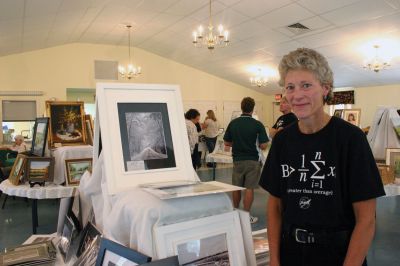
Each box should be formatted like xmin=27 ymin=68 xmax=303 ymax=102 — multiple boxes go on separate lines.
xmin=299 ymin=197 xmax=311 ymax=209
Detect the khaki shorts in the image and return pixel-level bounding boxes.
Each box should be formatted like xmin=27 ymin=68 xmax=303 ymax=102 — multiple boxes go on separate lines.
xmin=232 ymin=160 xmax=261 ymax=189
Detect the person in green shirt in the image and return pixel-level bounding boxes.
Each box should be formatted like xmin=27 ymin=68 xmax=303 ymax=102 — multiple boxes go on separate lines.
xmin=223 ymin=97 xmax=269 ymax=223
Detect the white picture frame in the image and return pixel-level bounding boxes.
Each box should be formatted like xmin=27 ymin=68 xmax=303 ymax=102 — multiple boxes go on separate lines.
xmin=154 ymin=211 xmax=246 ymax=266
xmin=237 ymin=209 xmax=257 ymax=266
xmin=96 ymin=83 xmax=195 ymax=194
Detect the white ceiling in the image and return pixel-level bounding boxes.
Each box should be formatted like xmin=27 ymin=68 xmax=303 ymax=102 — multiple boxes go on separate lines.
xmin=1 ymin=0 xmax=400 ymax=94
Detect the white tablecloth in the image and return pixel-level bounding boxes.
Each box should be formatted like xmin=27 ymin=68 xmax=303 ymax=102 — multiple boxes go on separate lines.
xmin=0 ymin=180 xmax=76 ymax=199
xmin=78 ymin=153 xmax=234 ymax=259
xmin=52 ymin=145 xmax=93 ymax=185
xmin=384 ymin=179 xmax=400 ymax=197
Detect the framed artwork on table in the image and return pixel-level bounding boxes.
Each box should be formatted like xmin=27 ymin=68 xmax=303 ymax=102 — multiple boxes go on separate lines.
xmin=65 ymin=158 xmax=93 ymax=186
xmin=85 ymin=114 xmax=94 ymax=146
xmin=76 ymin=222 xmax=101 ymax=257
xmin=333 ymin=109 xmax=343 ymax=119
xmin=8 ymin=154 xmax=26 ymax=185
xmin=386 ymin=148 xmax=400 ymax=178
xmin=24 ymin=157 xmax=54 ymax=183
xmin=95 ymin=237 xmax=151 ymax=266
xmin=46 ymin=101 xmax=86 ymax=148
xmin=154 ymin=211 xmax=246 ymax=266
xmin=59 ymin=215 xmax=76 ymax=262
xmin=96 ymin=83 xmax=196 ymax=194
xmin=30 ymin=117 xmax=50 ymax=157
xmin=343 ymin=109 xmax=361 ymax=127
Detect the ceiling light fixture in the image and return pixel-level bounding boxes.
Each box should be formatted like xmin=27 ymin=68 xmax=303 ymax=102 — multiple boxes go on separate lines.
xmin=118 ymin=25 xmax=141 ymax=79
xmin=192 ymin=0 xmax=229 ymax=50
xmin=250 ymin=68 xmax=268 ymax=87
xmin=363 ymin=44 xmax=390 ymax=73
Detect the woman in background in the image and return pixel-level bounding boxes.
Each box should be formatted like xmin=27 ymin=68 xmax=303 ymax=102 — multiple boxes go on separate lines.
xmin=185 ymin=109 xmax=200 ymax=169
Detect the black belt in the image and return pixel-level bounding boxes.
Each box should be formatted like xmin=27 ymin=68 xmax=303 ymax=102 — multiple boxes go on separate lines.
xmin=282 ymin=226 xmax=351 ymax=244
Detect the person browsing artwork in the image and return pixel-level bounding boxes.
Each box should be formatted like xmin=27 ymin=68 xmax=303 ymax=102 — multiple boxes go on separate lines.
xmin=224 ymin=97 xmax=269 ymax=224
xmin=259 ymin=48 xmax=385 ymax=266
xmin=270 ymin=96 xmax=297 ymax=138
xmin=202 ymin=110 xmax=219 ymax=167
xmin=185 ymin=109 xmax=200 ymax=170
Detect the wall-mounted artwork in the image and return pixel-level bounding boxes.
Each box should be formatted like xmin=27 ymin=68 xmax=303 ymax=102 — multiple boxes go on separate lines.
xmin=333 ymin=109 xmax=343 ymax=119
xmin=343 ymin=109 xmax=361 ymax=127
xmin=46 ymin=101 xmax=86 ymax=148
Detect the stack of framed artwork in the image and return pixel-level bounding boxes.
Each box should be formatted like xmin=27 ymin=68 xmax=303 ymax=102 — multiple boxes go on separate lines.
xmin=95 ymin=83 xmax=196 ymax=194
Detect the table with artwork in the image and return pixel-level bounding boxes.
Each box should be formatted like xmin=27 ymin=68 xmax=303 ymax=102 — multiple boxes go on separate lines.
xmin=52 ymin=145 xmax=93 ymax=185
xmin=0 ymin=180 xmax=76 ymax=234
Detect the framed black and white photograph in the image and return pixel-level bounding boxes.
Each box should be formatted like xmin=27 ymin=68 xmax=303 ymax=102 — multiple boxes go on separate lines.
xmin=31 ymin=117 xmax=49 ymax=157
xmin=77 ymin=222 xmax=101 ymax=257
xmin=154 ymin=211 xmax=246 ymax=266
xmin=95 ymin=237 xmax=151 ymax=266
xmin=59 ymin=215 xmax=76 ymax=262
xmin=96 ymin=83 xmax=196 ymax=194
xmin=118 ymin=103 xmax=175 ymax=172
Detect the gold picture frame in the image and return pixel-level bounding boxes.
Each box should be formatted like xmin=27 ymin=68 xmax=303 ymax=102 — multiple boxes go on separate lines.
xmin=65 ymin=158 xmax=93 ymax=186
xmin=386 ymin=148 xmax=400 ymax=179
xmin=46 ymin=101 xmax=86 ymax=148
xmin=9 ymin=154 xmax=26 ymax=185
xmin=343 ymin=109 xmax=361 ymax=127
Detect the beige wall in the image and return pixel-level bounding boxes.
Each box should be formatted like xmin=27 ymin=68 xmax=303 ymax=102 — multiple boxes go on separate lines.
xmin=0 ymin=43 xmax=274 ymax=142
xmin=353 ymin=84 xmax=399 ymax=128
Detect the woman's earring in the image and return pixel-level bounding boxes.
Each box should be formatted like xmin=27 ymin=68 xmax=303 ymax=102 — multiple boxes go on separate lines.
xmin=323 ymin=95 xmax=328 ymax=101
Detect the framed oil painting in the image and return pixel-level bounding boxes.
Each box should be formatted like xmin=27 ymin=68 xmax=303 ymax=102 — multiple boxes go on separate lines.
xmin=31 ymin=117 xmax=50 ymax=157
xmin=386 ymin=148 xmax=400 ymax=178
xmin=65 ymin=158 xmax=93 ymax=186
xmin=154 ymin=211 xmax=246 ymax=266
xmin=95 ymin=237 xmax=151 ymax=266
xmin=8 ymin=154 xmax=26 ymax=185
xmin=24 ymin=157 xmax=54 ymax=183
xmin=46 ymin=101 xmax=86 ymax=148
xmin=333 ymin=109 xmax=343 ymax=119
xmin=96 ymin=83 xmax=195 ymax=194
xmin=343 ymin=109 xmax=361 ymax=127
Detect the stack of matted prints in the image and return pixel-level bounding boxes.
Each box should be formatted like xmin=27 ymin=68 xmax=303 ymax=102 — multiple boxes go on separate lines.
xmin=0 ymin=241 xmax=57 ymax=266
xmin=252 ymin=229 xmax=270 ymax=265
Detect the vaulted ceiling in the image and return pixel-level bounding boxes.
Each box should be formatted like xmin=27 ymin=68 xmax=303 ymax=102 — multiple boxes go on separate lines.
xmin=1 ymin=0 xmax=400 ymax=94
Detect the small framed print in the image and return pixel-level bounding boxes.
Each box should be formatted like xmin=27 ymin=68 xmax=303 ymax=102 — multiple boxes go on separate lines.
xmin=46 ymin=101 xmax=86 ymax=148
xmin=8 ymin=154 xmax=27 ymax=185
xmin=59 ymin=215 xmax=76 ymax=262
xmin=154 ymin=211 xmax=246 ymax=266
xmin=386 ymin=148 xmax=400 ymax=178
xmin=65 ymin=158 xmax=93 ymax=186
xmin=96 ymin=83 xmax=196 ymax=194
xmin=343 ymin=109 xmax=361 ymax=127
xmin=333 ymin=109 xmax=343 ymax=118
xmin=24 ymin=157 xmax=54 ymax=183
xmin=30 ymin=117 xmax=50 ymax=157
xmin=95 ymin=237 xmax=151 ymax=266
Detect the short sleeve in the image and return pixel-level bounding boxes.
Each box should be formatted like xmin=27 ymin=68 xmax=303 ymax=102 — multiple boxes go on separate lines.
xmin=257 ymin=122 xmax=269 ymax=144
xmin=347 ymin=131 xmax=385 ymax=202
xmin=259 ymin=137 xmax=282 ymax=197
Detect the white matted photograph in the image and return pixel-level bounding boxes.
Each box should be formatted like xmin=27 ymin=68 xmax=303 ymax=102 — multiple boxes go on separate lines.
xmin=154 ymin=211 xmax=246 ymax=266
xmin=96 ymin=83 xmax=196 ymax=194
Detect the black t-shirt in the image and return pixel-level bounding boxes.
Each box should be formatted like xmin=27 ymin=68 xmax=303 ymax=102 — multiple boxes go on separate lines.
xmin=260 ymin=116 xmax=385 ymax=230
xmin=272 ymin=112 xmax=298 ymax=129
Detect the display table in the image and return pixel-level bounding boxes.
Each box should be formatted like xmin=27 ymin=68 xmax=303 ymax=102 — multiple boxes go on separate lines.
xmin=52 ymin=145 xmax=93 ymax=185
xmin=79 ymin=153 xmax=234 ymax=259
xmin=0 ymin=180 xmax=76 ymax=234
xmin=384 ymin=179 xmax=400 ymax=197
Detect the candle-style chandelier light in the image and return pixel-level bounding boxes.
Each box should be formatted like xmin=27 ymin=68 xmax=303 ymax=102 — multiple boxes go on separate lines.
xmin=118 ymin=25 xmax=141 ymax=79
xmin=363 ymin=44 xmax=390 ymax=73
xmin=192 ymin=0 xmax=229 ymax=50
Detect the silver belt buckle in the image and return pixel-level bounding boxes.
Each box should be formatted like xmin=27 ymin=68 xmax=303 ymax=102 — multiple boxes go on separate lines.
xmin=295 ymin=228 xmax=308 ymax=243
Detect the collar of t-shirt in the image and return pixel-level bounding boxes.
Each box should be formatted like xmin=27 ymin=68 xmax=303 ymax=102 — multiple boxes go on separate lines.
xmin=240 ymin=114 xmax=252 ymax=117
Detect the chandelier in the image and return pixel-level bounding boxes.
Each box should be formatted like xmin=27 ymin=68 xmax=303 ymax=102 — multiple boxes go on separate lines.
xmin=363 ymin=45 xmax=390 ymax=73
xmin=118 ymin=25 xmax=141 ymax=79
xmin=192 ymin=0 xmax=229 ymax=50
xmin=250 ymin=69 xmax=268 ymax=87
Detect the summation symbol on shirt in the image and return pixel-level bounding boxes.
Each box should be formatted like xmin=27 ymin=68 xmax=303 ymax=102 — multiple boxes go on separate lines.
xmin=281 ymin=152 xmax=336 ymax=188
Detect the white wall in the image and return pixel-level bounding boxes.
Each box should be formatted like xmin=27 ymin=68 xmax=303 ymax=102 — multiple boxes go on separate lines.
xmin=0 ymin=43 xmax=274 ymax=142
